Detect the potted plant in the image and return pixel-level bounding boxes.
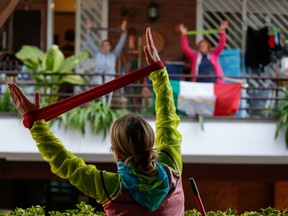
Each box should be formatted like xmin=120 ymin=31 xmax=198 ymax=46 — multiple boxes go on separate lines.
xmin=275 ymin=87 xmax=288 ymax=148
xmin=13 ymin=45 xmax=131 ymax=138
xmin=15 ymin=45 xmax=88 ymax=106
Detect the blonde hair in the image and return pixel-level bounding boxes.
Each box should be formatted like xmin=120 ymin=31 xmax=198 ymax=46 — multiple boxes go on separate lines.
xmin=110 ymin=114 xmax=157 ymax=175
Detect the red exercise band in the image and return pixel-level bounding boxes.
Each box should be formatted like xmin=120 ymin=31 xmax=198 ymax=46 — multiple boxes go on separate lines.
xmin=23 ymin=61 xmax=164 ymax=128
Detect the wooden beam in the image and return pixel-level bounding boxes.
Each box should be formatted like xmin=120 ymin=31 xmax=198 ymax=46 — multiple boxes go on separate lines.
xmin=0 ymin=0 xmax=20 ymax=28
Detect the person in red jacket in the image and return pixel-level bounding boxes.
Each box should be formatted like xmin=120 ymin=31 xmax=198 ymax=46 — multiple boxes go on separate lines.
xmin=179 ymin=20 xmax=229 ymax=83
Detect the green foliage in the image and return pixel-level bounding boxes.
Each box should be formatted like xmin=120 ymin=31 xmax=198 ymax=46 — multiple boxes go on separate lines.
xmin=282 ymin=210 xmax=288 ymax=216
xmin=275 ymin=87 xmax=288 ymax=148
xmin=49 ymin=201 xmax=106 ymax=216
xmin=241 ymin=211 xmax=260 ymax=216
xmin=1 ymin=206 xmax=288 ymax=216
xmin=0 ymin=205 xmax=45 ymax=216
xmin=206 ymin=208 xmax=237 ymax=216
xmin=138 ymin=106 xmax=154 ymax=115
xmin=59 ymin=52 xmax=89 ymax=74
xmin=15 ymin=45 xmax=45 ymax=72
xmin=56 ymin=100 xmax=127 ymax=138
xmin=0 ymin=90 xmax=16 ymax=113
xmin=184 ymin=209 xmax=202 ymax=216
xmin=225 ymin=209 xmax=238 ymax=216
xmin=197 ymin=114 xmax=205 ymax=131
xmin=15 ymin=45 xmax=88 ymax=106
xmin=44 ymin=45 xmax=65 ymax=72
xmin=261 ymin=207 xmax=281 ymax=216
xmin=5 ymin=45 xmax=123 ymax=138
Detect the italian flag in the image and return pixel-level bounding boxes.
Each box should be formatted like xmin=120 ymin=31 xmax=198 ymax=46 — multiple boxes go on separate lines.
xmin=170 ymin=80 xmax=242 ymax=116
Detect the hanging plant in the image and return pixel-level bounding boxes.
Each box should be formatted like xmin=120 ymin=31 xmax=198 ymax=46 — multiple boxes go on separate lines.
xmin=56 ymin=100 xmax=127 ymax=139
xmin=275 ymin=87 xmax=288 ymax=148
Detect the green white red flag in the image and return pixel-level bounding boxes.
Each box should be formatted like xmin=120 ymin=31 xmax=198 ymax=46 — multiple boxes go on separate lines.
xmin=170 ymin=80 xmax=242 ymax=116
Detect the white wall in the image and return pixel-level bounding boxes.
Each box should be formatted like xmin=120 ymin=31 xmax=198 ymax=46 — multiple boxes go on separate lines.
xmin=1 ymin=117 xmax=287 ymax=164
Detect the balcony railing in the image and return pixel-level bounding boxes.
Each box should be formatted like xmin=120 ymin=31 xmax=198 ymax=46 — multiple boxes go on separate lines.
xmin=1 ymin=69 xmax=288 ymax=166
xmin=1 ymin=69 xmax=287 ymax=120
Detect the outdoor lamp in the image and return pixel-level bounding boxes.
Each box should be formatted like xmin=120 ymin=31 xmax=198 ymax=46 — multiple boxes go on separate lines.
xmin=148 ymin=2 xmax=158 ymax=22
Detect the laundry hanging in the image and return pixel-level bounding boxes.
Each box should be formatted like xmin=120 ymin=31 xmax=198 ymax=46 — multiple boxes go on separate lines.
xmin=245 ymin=26 xmax=271 ymax=69
xmin=268 ymin=26 xmax=282 ymax=51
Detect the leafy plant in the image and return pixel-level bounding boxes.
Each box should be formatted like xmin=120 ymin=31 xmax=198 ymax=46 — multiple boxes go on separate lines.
xmin=275 ymin=87 xmax=288 ymax=148
xmin=282 ymin=210 xmax=288 ymax=216
xmin=0 ymin=90 xmax=16 ymax=113
xmin=56 ymin=100 xmax=127 ymax=138
xmin=225 ymin=209 xmax=237 ymax=216
xmin=49 ymin=201 xmax=106 ymax=216
xmin=197 ymin=114 xmax=205 ymax=131
xmin=184 ymin=209 xmax=201 ymax=216
xmin=206 ymin=209 xmax=237 ymax=216
xmin=241 ymin=211 xmax=260 ymax=216
xmin=1 ymin=205 xmax=287 ymax=216
xmin=261 ymin=207 xmax=281 ymax=216
xmin=14 ymin=45 xmax=127 ymax=138
xmin=15 ymin=45 xmax=88 ymax=106
xmin=0 ymin=205 xmax=46 ymax=216
xmin=138 ymin=106 xmax=154 ymax=115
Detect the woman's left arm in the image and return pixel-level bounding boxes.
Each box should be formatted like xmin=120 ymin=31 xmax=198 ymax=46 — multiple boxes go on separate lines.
xmin=212 ymin=20 xmax=228 ymax=56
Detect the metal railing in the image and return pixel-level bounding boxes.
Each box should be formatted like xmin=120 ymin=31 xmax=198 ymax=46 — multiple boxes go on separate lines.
xmin=1 ymin=69 xmax=287 ymax=120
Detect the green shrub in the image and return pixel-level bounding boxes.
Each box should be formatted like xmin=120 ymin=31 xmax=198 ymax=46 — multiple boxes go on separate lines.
xmin=1 ymin=204 xmax=287 ymax=216
xmin=49 ymin=201 xmax=105 ymax=216
xmin=0 ymin=205 xmax=45 ymax=216
xmin=0 ymin=90 xmax=16 ymax=113
xmin=0 ymin=202 xmax=105 ymax=216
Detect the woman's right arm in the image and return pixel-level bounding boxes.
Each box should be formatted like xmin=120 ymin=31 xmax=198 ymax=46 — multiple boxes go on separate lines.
xmin=30 ymin=120 xmax=120 ymax=204
xmin=8 ymin=83 xmax=119 ymax=204
xmin=179 ymin=23 xmax=197 ymax=59
xmin=86 ymin=17 xmax=100 ymax=55
xmin=86 ymin=32 xmax=100 ymax=55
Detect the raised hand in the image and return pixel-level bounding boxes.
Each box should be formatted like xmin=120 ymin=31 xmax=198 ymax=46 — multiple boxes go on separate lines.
xmin=219 ymin=20 xmax=229 ymax=33
xmin=143 ymin=27 xmax=161 ymax=65
xmin=178 ymin=23 xmax=188 ymax=35
xmin=8 ymin=83 xmax=40 ymax=116
xmin=86 ymin=17 xmax=93 ymax=32
xmin=120 ymin=20 xmax=127 ymax=31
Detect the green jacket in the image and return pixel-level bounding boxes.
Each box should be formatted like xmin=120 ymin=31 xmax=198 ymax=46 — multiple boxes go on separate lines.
xmin=30 ymin=67 xmax=182 ymax=204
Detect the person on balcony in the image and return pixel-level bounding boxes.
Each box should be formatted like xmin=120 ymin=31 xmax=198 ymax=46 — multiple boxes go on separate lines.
xmin=86 ymin=17 xmax=127 ymax=85
xmin=8 ymin=27 xmax=184 ymax=215
xmin=179 ymin=20 xmax=228 ymax=83
xmin=86 ymin=18 xmax=128 ymax=107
